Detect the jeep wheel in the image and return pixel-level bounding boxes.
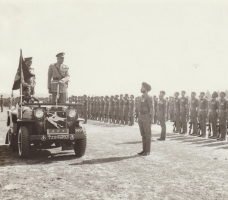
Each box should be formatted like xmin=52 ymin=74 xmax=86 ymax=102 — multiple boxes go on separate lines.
xmin=74 ymin=135 xmax=87 ymax=158
xmin=18 ymin=126 xmax=30 ymax=158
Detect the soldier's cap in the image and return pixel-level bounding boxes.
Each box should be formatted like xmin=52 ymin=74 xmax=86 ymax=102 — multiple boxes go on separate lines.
xmin=115 ymin=95 xmax=119 ymax=97
xmin=220 ymin=92 xmax=226 ymax=96
xmin=101 ymin=96 xmax=104 ymax=98
xmin=175 ymin=92 xmax=179 ymax=95
xmin=213 ymin=91 xmax=218 ymax=97
xmin=120 ymin=94 xmax=123 ymax=96
xmin=181 ymin=90 xmax=186 ymax=94
xmin=191 ymin=92 xmax=196 ymax=95
xmin=56 ymin=52 xmax=65 ymax=57
xmin=142 ymin=82 xmax=151 ymax=92
xmin=83 ymin=94 xmax=87 ymax=97
xmin=200 ymin=92 xmax=205 ymax=95
xmin=24 ymin=57 xmax=33 ymax=61
xmin=130 ymin=94 xmax=134 ymax=98
xmin=160 ymin=91 xmax=166 ymax=95
xmin=125 ymin=94 xmax=129 ymax=96
xmin=111 ymin=95 xmax=114 ymax=98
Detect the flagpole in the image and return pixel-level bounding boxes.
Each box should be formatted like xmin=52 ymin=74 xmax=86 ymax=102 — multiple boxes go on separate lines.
xmin=20 ymin=49 xmax=23 ymax=118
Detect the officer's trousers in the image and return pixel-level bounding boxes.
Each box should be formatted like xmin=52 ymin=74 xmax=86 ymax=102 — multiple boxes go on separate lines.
xmin=199 ymin=110 xmax=207 ymax=136
xmin=119 ymin=108 xmax=124 ymax=124
xmin=129 ymin=110 xmax=134 ymax=125
xmin=169 ymin=109 xmax=174 ymax=121
xmin=209 ymin=111 xmax=218 ymax=137
xmin=83 ymin=108 xmax=87 ymax=123
xmin=174 ymin=110 xmax=180 ymax=132
xmin=180 ymin=108 xmax=187 ymax=133
xmin=219 ymin=111 xmax=226 ymax=139
xmin=1 ymin=104 xmax=3 ymax=112
xmin=124 ymin=109 xmax=129 ymax=125
xmin=154 ymin=111 xmax=158 ymax=123
xmin=51 ymin=93 xmax=67 ymax=103
xmin=190 ymin=109 xmax=198 ymax=134
xmin=138 ymin=114 xmax=151 ymax=153
xmin=158 ymin=111 xmax=166 ymax=139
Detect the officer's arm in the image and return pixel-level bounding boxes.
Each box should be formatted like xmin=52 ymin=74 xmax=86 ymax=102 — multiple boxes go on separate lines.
xmin=48 ymin=65 xmax=52 ymax=89
xmin=61 ymin=67 xmax=70 ymax=83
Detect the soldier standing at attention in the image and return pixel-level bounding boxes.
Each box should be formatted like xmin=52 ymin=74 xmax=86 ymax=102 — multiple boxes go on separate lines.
xmin=157 ymin=91 xmax=166 ymax=140
xmin=0 ymin=95 xmax=4 ymax=112
xmin=90 ymin=97 xmax=94 ymax=120
xmin=109 ymin=96 xmax=114 ymax=123
xmin=93 ymin=97 xmax=97 ymax=120
xmin=47 ymin=53 xmax=69 ymax=103
xmin=189 ymin=92 xmax=199 ymax=136
xmin=97 ymin=97 xmax=101 ymax=121
xmin=217 ymin=92 xmax=227 ymax=141
xmin=198 ymin=92 xmax=208 ymax=138
xmin=208 ymin=92 xmax=219 ymax=139
xmin=114 ymin=95 xmax=120 ymax=124
xmin=166 ymin=97 xmax=169 ymax=121
xmin=87 ymin=96 xmax=91 ymax=120
xmin=135 ymin=97 xmax=139 ymax=122
xmin=169 ymin=97 xmax=175 ymax=122
xmin=119 ymin=94 xmax=124 ymax=125
xmin=153 ymin=96 xmax=158 ymax=124
xmin=129 ymin=95 xmax=135 ymax=126
xmin=180 ymin=91 xmax=189 ymax=134
xmin=82 ymin=95 xmax=87 ymax=124
xmin=104 ymin=96 xmax=109 ymax=122
xmin=137 ymin=82 xmax=153 ymax=156
xmin=174 ymin=92 xmax=181 ymax=133
xmin=100 ymin=96 xmax=105 ymax=122
xmin=123 ymin=94 xmax=129 ymax=125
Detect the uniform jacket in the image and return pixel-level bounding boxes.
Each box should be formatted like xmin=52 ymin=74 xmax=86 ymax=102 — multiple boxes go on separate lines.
xmin=48 ymin=63 xmax=69 ymax=93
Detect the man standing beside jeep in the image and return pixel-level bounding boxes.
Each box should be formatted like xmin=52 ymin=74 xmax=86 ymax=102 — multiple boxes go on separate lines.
xmin=47 ymin=52 xmax=69 ymax=103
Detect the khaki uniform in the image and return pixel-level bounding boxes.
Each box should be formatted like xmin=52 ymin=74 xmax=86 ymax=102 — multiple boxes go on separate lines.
xmin=114 ymin=99 xmax=119 ymax=124
xmin=47 ymin=63 xmax=69 ymax=103
xmin=123 ymin=99 xmax=129 ymax=125
xmin=158 ymin=98 xmax=166 ymax=139
xmin=83 ymin=98 xmax=87 ymax=123
xmin=169 ymin=100 xmax=175 ymax=121
xmin=198 ymin=98 xmax=208 ymax=136
xmin=138 ymin=94 xmax=153 ymax=153
xmin=190 ymin=98 xmax=199 ymax=134
xmin=174 ymin=97 xmax=181 ymax=132
xmin=180 ymin=97 xmax=188 ymax=133
xmin=0 ymin=97 xmax=4 ymax=112
xmin=104 ymin=99 xmax=109 ymax=122
xmin=129 ymin=99 xmax=135 ymax=125
xmin=154 ymin=99 xmax=158 ymax=123
xmin=218 ymin=99 xmax=227 ymax=139
xmin=119 ymin=98 xmax=124 ymax=124
xmin=208 ymin=99 xmax=219 ymax=137
xmin=100 ymin=99 xmax=105 ymax=121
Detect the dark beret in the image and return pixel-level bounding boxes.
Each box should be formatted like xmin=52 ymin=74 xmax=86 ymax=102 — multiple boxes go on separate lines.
xmin=56 ymin=52 xmax=65 ymax=57
xmin=115 ymin=95 xmax=119 ymax=97
xmin=212 ymin=91 xmax=218 ymax=97
xmin=142 ymin=82 xmax=151 ymax=92
xmin=125 ymin=94 xmax=129 ymax=96
xmin=220 ymin=92 xmax=226 ymax=96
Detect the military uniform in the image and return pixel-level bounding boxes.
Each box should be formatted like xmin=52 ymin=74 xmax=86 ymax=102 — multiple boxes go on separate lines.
xmin=174 ymin=96 xmax=181 ymax=132
xmin=87 ymin=97 xmax=91 ymax=120
xmin=109 ymin=97 xmax=114 ymax=123
xmin=135 ymin=97 xmax=139 ymax=122
xmin=91 ymin=98 xmax=95 ymax=120
xmin=169 ymin=98 xmax=175 ymax=122
xmin=119 ymin=95 xmax=124 ymax=124
xmin=0 ymin=96 xmax=4 ymax=112
xmin=198 ymin=97 xmax=208 ymax=137
xmin=138 ymin=82 xmax=153 ymax=155
xmin=100 ymin=97 xmax=105 ymax=122
xmin=123 ymin=95 xmax=129 ymax=125
xmin=190 ymin=97 xmax=199 ymax=135
xmin=129 ymin=96 xmax=135 ymax=126
xmin=153 ymin=98 xmax=158 ymax=124
xmin=208 ymin=98 xmax=219 ymax=137
xmin=114 ymin=96 xmax=119 ymax=124
xmin=47 ymin=53 xmax=69 ymax=103
xmin=104 ymin=97 xmax=109 ymax=122
xmin=82 ymin=95 xmax=87 ymax=124
xmin=180 ymin=96 xmax=188 ymax=133
xmin=157 ymin=96 xmax=166 ymax=140
xmin=218 ymin=98 xmax=227 ymax=140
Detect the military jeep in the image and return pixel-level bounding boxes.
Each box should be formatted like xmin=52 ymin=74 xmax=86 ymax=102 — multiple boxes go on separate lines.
xmin=5 ymin=102 xmax=87 ymax=158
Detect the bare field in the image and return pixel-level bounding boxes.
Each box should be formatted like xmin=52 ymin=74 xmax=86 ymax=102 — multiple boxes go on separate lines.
xmin=0 ymin=108 xmax=228 ymax=200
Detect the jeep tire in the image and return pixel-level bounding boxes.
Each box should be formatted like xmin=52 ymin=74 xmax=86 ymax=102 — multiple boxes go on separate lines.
xmin=18 ymin=126 xmax=30 ymax=158
xmin=74 ymin=134 xmax=87 ymax=158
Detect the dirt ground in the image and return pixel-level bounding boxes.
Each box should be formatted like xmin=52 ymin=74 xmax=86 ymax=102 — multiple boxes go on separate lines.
xmin=0 ymin=107 xmax=228 ymax=200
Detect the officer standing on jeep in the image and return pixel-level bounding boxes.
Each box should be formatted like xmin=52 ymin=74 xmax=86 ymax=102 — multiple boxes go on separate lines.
xmin=47 ymin=52 xmax=69 ymax=103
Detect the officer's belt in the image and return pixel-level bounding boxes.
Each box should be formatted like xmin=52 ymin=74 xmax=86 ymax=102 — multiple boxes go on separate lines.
xmin=53 ymin=78 xmax=61 ymax=81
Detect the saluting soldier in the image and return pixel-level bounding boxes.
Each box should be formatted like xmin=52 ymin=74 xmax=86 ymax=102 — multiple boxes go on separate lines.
xmin=218 ymin=92 xmax=227 ymax=141
xmin=123 ymin=94 xmax=129 ymax=125
xmin=157 ymin=91 xmax=166 ymax=140
xmin=208 ymin=92 xmax=219 ymax=139
xmin=129 ymin=95 xmax=135 ymax=126
xmin=100 ymin=96 xmax=105 ymax=122
xmin=119 ymin=94 xmax=124 ymax=125
xmin=47 ymin=52 xmax=69 ymax=103
xmin=189 ymin=92 xmax=199 ymax=136
xmin=198 ymin=92 xmax=208 ymax=138
xmin=180 ymin=91 xmax=189 ymax=134
xmin=174 ymin=92 xmax=181 ymax=133
xmin=137 ymin=82 xmax=153 ymax=156
xmin=0 ymin=95 xmax=4 ymax=112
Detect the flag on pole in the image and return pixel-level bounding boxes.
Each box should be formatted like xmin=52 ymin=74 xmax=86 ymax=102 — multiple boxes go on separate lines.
xmin=12 ymin=49 xmax=24 ymax=90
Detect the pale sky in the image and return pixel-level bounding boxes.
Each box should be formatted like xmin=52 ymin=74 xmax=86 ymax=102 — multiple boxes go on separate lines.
xmin=0 ymin=0 xmax=228 ymax=98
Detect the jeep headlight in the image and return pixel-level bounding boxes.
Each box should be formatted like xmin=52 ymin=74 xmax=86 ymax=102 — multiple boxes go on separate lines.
xmin=68 ymin=109 xmax=76 ymax=118
xmin=35 ymin=109 xmax=44 ymax=118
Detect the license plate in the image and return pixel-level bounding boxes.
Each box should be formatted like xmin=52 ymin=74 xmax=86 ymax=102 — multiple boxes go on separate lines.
xmin=47 ymin=134 xmax=75 ymax=140
xmin=48 ymin=129 xmax=69 ymax=134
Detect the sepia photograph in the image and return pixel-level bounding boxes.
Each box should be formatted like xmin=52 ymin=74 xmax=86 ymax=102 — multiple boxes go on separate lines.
xmin=0 ymin=0 xmax=228 ymax=199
